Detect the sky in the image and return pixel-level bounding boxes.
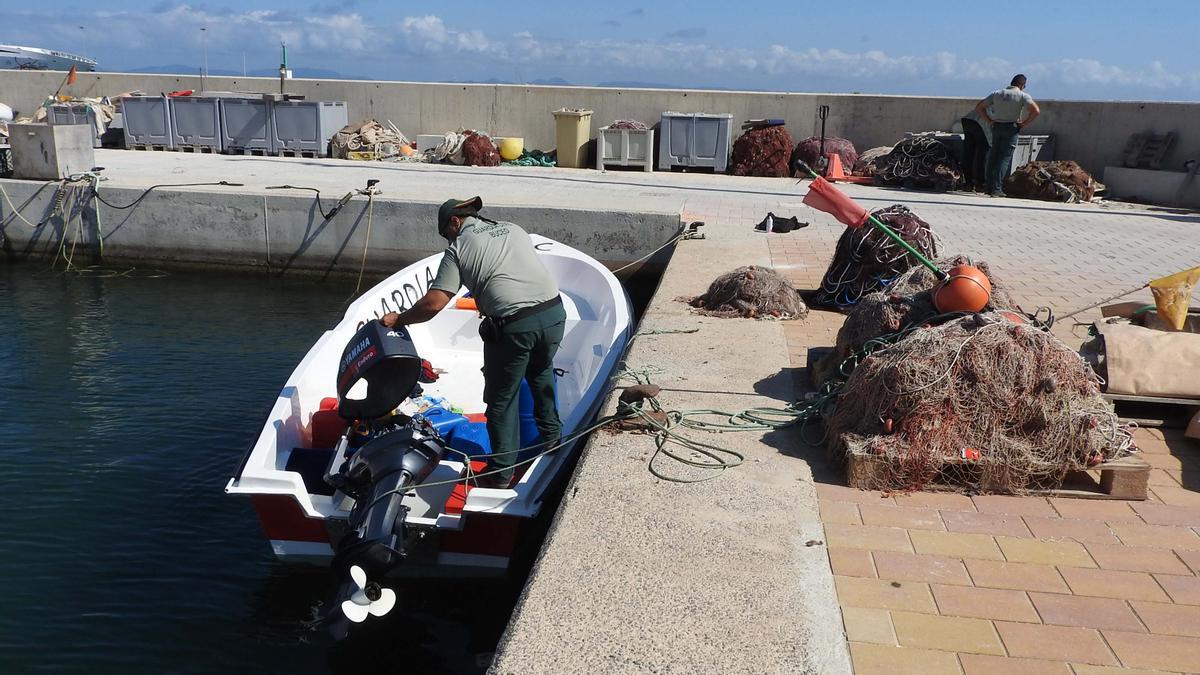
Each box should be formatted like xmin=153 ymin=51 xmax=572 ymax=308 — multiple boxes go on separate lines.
xmin=4 ymin=0 xmax=1200 ymax=101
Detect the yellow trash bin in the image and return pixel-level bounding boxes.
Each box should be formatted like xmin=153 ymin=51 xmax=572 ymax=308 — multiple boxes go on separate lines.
xmin=552 ymin=108 xmax=592 ymax=169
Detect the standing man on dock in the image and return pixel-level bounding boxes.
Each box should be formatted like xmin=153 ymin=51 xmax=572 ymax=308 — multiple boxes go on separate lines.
xmin=379 ymin=196 xmax=566 ymax=489
xmin=975 ymin=74 xmax=1041 ymax=197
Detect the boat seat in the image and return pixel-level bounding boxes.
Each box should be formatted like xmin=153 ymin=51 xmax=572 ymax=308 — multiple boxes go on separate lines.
xmin=310 ymin=409 xmax=348 ymax=449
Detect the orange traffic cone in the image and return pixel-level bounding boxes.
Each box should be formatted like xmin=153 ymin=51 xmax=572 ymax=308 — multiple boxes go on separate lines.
xmin=826 ymin=151 xmax=874 ymax=184
xmin=826 ymin=152 xmax=847 ymax=179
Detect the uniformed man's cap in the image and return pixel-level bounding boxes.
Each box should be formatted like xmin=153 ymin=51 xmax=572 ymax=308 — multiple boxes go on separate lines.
xmin=437 ymin=196 xmax=483 ymax=235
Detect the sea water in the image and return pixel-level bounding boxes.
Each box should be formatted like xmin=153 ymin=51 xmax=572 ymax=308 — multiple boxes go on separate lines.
xmin=0 ymin=262 xmax=518 ymax=674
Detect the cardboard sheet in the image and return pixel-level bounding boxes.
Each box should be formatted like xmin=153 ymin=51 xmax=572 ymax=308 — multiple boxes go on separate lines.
xmin=1097 ymin=320 xmax=1200 ymax=398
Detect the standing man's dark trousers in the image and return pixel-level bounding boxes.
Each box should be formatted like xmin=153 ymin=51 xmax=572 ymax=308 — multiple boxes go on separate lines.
xmin=985 ymin=122 xmax=1020 ymax=196
xmin=960 ymin=117 xmax=989 ymax=192
xmin=481 ymin=303 xmax=567 ymax=485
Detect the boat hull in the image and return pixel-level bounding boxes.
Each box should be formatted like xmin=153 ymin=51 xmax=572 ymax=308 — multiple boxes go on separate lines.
xmin=229 ymin=235 xmax=633 ymax=576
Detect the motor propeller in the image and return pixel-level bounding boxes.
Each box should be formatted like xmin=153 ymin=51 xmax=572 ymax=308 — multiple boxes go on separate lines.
xmin=340 ymin=564 xmax=396 ymax=623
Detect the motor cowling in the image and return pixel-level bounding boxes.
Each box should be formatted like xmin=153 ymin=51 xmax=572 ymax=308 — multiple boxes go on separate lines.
xmin=336 ymin=320 xmax=422 ymax=422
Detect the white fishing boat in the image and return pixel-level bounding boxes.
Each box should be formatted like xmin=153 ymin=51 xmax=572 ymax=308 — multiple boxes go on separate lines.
xmin=227 ymin=235 xmax=632 ymax=581
xmin=0 ymin=45 xmax=96 ymax=72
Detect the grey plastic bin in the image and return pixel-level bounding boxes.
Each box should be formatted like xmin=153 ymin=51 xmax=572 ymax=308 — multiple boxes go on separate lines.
xmin=121 ymin=96 xmax=173 ymax=150
xmin=271 ymin=101 xmax=348 ymax=157
xmin=1011 ymin=134 xmax=1054 ymax=174
xmin=169 ymin=97 xmax=223 ymax=152
xmin=658 ymin=112 xmax=733 ymax=172
xmin=47 ymin=104 xmax=101 ymax=147
xmin=220 ymin=98 xmax=273 ymax=154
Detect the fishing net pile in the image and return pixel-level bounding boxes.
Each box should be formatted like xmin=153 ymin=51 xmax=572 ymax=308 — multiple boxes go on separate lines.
xmin=331 ymin=119 xmax=413 ymax=161
xmin=792 ymin=137 xmax=858 ymax=175
xmin=686 ymin=266 xmax=808 ymax=319
xmin=826 ymin=312 xmax=1134 ymax=493
xmin=811 ymin=256 xmax=1016 ymax=387
xmin=461 ymin=130 xmax=501 ymax=167
xmin=1005 ymin=161 xmax=1101 ymax=203
xmin=814 ymin=257 xmax=1134 ymax=493
xmin=811 ymin=205 xmax=938 ymax=310
xmin=872 ymin=137 xmax=962 ymax=191
xmin=731 ymin=125 xmax=795 ymax=177
xmin=607 ymin=119 xmax=649 ymax=130
xmin=853 ymin=146 xmax=893 ymax=176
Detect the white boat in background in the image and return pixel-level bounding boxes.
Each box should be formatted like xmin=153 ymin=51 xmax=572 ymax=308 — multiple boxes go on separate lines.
xmin=0 ymin=45 xmax=97 ymax=72
xmin=227 ymin=235 xmax=632 ymax=579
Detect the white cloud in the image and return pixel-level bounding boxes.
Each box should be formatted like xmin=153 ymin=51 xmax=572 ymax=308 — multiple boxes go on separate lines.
xmin=4 ymin=5 xmax=1198 ymax=97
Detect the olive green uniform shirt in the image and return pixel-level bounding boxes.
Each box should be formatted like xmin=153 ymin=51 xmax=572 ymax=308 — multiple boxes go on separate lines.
xmin=429 ymin=217 xmax=560 ymax=318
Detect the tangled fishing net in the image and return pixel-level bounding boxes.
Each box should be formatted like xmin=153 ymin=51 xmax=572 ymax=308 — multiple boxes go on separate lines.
xmin=731 ymin=126 xmax=795 ymax=177
xmin=872 ymin=137 xmax=962 ymax=191
xmin=607 ymin=119 xmax=649 ymax=130
xmin=811 ymin=205 xmax=939 ymax=310
xmin=461 ymin=130 xmax=501 ymax=167
xmin=812 ymin=256 xmax=1017 ymax=387
xmin=826 ymin=313 xmax=1134 ymax=493
xmin=853 ymin=146 xmax=893 ymax=176
xmin=792 ymin=137 xmax=858 ymax=175
xmin=1006 ymin=161 xmax=1101 ymax=203
xmin=685 ymin=266 xmax=808 ymax=319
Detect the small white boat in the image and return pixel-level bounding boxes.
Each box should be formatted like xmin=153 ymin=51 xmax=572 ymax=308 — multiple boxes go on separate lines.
xmin=227 ymin=235 xmax=632 ymax=578
xmin=0 ymin=45 xmax=97 ymax=72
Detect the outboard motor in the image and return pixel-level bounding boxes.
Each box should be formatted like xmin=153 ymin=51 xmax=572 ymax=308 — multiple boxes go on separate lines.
xmin=325 ymin=320 xmax=448 ymax=624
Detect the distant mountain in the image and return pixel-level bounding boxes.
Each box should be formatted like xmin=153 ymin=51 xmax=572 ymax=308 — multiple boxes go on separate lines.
xmin=595 ymin=80 xmax=682 ymax=89
xmin=118 ymin=65 xmax=371 ymax=80
xmin=468 ymin=77 xmax=574 ymax=86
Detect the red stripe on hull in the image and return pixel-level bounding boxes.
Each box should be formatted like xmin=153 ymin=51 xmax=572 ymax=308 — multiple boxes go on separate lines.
xmin=440 ymin=514 xmax=523 ymax=558
xmin=251 ymin=494 xmax=330 ymax=543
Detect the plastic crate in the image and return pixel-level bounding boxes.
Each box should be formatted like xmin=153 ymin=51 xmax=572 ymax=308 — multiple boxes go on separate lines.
xmin=416 ymin=134 xmax=447 ymax=151
xmin=596 ymin=127 xmax=654 ymax=171
xmin=121 ymin=96 xmax=173 ymax=150
xmin=47 ymin=103 xmax=101 ymax=147
xmin=271 ymin=101 xmax=348 ymax=157
xmin=169 ymin=97 xmax=222 ymax=152
xmin=658 ymin=112 xmax=732 ymax=172
xmin=1012 ymin=134 xmax=1055 ymax=174
xmin=220 ymin=98 xmax=273 ymax=154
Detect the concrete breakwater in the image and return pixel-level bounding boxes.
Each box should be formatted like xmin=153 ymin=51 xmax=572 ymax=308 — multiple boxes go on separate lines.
xmin=4 ymin=69 xmax=1199 ymax=179
xmin=0 ymin=151 xmax=682 ymax=277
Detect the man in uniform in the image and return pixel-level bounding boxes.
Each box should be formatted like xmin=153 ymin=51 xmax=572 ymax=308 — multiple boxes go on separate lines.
xmin=975 ymin=74 xmax=1041 ymax=197
xmin=380 ymin=196 xmax=565 ymax=489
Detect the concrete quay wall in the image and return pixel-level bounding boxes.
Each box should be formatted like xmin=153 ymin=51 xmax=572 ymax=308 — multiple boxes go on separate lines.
xmin=3 ymin=70 xmax=1198 ymax=180
xmin=0 ymin=179 xmax=680 ymax=274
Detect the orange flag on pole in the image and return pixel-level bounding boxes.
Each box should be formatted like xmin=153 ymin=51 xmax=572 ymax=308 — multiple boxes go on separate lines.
xmin=66 ymin=64 xmax=77 ymax=85
xmin=802 ymin=175 xmax=869 ymax=229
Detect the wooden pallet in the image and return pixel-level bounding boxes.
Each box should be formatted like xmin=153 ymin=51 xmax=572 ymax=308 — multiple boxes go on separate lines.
xmin=1120 ymin=132 xmax=1176 ymax=169
xmin=846 ymin=450 xmax=1150 ymax=500
xmin=177 ymin=145 xmax=219 ymax=154
xmin=129 ymin=144 xmax=170 ymax=152
xmin=1104 ymin=392 xmax=1200 ymax=428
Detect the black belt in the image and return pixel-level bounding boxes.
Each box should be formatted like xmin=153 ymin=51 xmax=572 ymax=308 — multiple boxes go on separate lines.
xmin=493 ymin=295 xmax=562 ymax=327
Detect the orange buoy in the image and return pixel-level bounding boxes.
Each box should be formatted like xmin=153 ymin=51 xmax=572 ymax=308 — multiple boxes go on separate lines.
xmin=933 ymin=264 xmax=992 ymax=313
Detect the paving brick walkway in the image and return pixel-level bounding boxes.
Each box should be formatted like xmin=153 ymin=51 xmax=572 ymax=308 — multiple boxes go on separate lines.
xmin=743 ymin=187 xmax=1200 ymax=673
